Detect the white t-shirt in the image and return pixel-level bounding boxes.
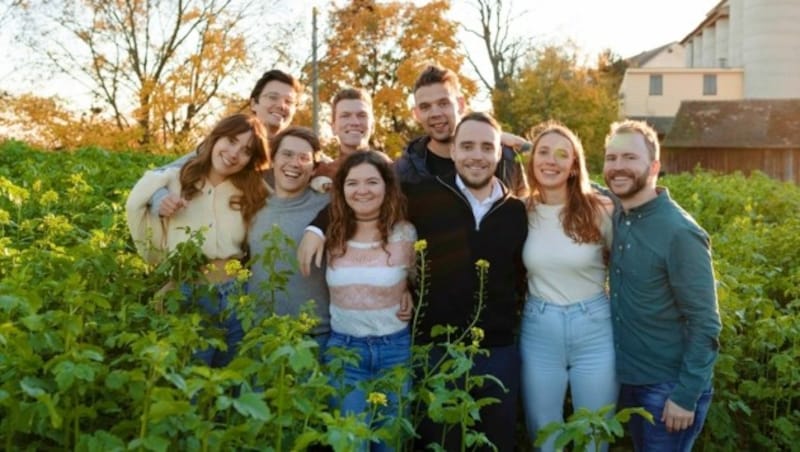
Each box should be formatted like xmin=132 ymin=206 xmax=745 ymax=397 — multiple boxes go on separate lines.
xmin=522 ymin=203 xmax=612 ymax=305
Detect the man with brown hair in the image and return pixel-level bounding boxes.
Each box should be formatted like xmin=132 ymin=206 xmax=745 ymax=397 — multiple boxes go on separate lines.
xmin=395 ymin=65 xmax=528 ymax=196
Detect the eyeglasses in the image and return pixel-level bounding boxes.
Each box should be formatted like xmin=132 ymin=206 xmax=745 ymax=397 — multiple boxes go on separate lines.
xmin=260 ymin=92 xmax=297 ymax=107
xmin=276 ymin=149 xmax=314 ymax=164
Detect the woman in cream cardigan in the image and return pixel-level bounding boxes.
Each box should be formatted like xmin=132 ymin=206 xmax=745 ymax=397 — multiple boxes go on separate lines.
xmin=126 ymin=113 xmax=270 ymax=367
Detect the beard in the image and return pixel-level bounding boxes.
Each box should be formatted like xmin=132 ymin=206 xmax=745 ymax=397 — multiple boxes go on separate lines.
xmin=605 ymin=167 xmax=649 ymax=199
xmin=459 ymin=171 xmax=494 ymax=191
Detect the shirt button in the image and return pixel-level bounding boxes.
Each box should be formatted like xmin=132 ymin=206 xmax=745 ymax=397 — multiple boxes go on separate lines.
xmin=208 ymin=188 xmax=212 ymax=194
xmin=618 ymin=245 xmax=622 ymax=250
xmin=615 ymin=269 xmax=620 ymax=274
xmin=625 ymin=220 xmax=631 ymax=226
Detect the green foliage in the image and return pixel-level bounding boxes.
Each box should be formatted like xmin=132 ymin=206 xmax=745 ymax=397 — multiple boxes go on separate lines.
xmin=661 ymin=171 xmax=800 ymax=452
xmin=1 ymin=139 xmax=798 ymax=450
xmin=496 ymin=45 xmax=620 ymax=172
xmin=536 ymin=405 xmax=653 ymax=452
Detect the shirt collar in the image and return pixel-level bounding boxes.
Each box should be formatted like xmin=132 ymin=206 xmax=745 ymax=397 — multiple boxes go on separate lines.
xmin=455 ymin=174 xmax=503 ymax=205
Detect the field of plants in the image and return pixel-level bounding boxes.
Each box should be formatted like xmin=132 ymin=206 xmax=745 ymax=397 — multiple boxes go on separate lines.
xmin=1 ymin=140 xmax=798 ymax=451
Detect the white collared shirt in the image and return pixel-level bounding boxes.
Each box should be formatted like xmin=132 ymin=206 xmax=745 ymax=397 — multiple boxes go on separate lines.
xmin=455 ymin=175 xmax=503 ymax=227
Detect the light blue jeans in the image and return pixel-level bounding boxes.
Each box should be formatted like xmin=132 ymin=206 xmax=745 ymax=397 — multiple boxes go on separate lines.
xmin=520 ymin=293 xmax=619 ymax=452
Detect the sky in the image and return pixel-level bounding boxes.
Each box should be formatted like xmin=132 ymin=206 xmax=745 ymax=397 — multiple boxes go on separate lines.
xmin=0 ymin=0 xmax=721 ymax=113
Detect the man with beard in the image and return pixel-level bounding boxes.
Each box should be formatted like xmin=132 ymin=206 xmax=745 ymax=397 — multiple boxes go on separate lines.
xmin=299 ymin=112 xmax=527 ymax=450
xmin=603 ymin=120 xmax=721 ymax=451
xmin=395 ymin=65 xmax=529 ymax=196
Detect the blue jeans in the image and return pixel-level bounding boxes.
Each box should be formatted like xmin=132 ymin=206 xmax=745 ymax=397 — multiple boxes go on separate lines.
xmin=520 ymin=293 xmax=618 ymax=452
xmin=618 ymin=382 xmax=713 ymax=452
xmin=415 ymin=343 xmax=521 ymax=452
xmin=325 ymin=327 xmax=411 ymax=452
xmin=180 ymin=280 xmax=245 ymax=368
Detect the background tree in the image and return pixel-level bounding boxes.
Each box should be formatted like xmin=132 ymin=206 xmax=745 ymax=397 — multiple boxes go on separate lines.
xmin=462 ymin=0 xmax=532 ymax=125
xmin=313 ymin=0 xmax=476 ymax=156
xmin=502 ymin=44 xmax=620 ymax=171
xmin=13 ymin=0 xmax=261 ymax=152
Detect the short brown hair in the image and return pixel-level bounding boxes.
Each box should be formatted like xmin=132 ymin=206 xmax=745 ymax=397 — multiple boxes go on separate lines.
xmin=413 ymin=65 xmax=461 ymax=94
xmin=605 ymin=119 xmax=660 ymax=161
xmin=268 ymin=126 xmax=321 ymax=161
xmin=249 ymin=69 xmax=303 ymax=102
xmin=331 ymin=88 xmax=373 ymax=120
xmin=454 ymin=111 xmax=501 ymax=137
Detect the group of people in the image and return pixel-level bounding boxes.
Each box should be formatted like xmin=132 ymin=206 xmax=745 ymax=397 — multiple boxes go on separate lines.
xmin=126 ymin=64 xmax=722 ymax=452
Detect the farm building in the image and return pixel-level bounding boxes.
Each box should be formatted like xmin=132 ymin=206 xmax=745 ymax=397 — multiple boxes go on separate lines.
xmin=661 ymin=99 xmax=800 ymax=184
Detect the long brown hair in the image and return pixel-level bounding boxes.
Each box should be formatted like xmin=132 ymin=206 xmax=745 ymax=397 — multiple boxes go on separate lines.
xmin=179 ymin=113 xmax=270 ymax=226
xmin=326 ymin=150 xmax=407 ymax=259
xmin=525 ymin=121 xmax=603 ymax=244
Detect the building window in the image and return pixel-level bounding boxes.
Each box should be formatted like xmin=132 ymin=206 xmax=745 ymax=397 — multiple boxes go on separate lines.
xmin=649 ymin=74 xmax=663 ymax=96
xmin=703 ymin=74 xmax=717 ymax=95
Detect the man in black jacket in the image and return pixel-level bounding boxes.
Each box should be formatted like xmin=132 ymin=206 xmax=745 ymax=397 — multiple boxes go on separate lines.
xmin=395 ymin=65 xmax=528 ymax=197
xmin=299 ymin=112 xmax=527 ymax=451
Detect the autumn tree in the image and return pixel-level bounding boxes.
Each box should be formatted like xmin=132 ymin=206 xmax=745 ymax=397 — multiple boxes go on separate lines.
xmin=14 ymin=0 xmax=260 ymax=151
xmin=314 ymin=0 xmax=476 ymax=156
xmin=501 ymin=45 xmax=620 ymax=171
xmin=0 ymin=92 xmax=141 ymax=151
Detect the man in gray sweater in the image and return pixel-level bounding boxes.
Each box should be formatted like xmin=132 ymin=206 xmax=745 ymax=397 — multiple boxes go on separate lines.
xmin=248 ymin=127 xmax=332 ymax=344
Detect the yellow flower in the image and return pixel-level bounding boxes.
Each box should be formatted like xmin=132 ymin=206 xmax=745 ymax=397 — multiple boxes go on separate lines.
xmin=40 ymin=190 xmax=59 ymax=205
xmin=413 ymin=239 xmax=428 ymax=252
xmin=224 ymin=259 xmax=243 ymax=276
xmin=0 ymin=209 xmax=9 ymax=225
xmin=475 ymin=259 xmax=490 ymax=270
xmin=367 ymin=392 xmax=388 ymax=407
xmin=470 ymin=326 xmax=485 ymax=347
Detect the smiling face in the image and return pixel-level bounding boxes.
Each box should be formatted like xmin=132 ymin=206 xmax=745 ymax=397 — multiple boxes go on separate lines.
xmin=413 ymin=82 xmax=465 ymax=145
xmin=532 ymin=132 xmax=576 ymax=193
xmin=333 ymin=99 xmax=374 ymax=155
xmin=451 ymin=119 xmax=501 ymax=192
xmin=343 ymin=162 xmax=386 ymax=220
xmin=273 ymin=135 xmax=315 ymax=198
xmin=250 ymin=80 xmax=297 ymax=134
xmin=208 ymin=130 xmax=254 ymax=184
xmin=603 ymin=132 xmax=659 ymax=206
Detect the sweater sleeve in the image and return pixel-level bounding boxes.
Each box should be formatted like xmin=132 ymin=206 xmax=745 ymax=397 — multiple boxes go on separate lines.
xmin=126 ymin=168 xmax=176 ymax=264
xmin=667 ymin=225 xmax=722 ymax=410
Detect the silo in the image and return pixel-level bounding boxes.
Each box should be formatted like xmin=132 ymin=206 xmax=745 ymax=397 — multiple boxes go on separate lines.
xmin=728 ymin=0 xmax=743 ymax=67
xmin=693 ymin=35 xmax=704 ymax=68
xmin=716 ymin=18 xmax=729 ymax=67
xmin=742 ymin=0 xmax=800 ymax=98
xmin=702 ymin=26 xmax=716 ymax=67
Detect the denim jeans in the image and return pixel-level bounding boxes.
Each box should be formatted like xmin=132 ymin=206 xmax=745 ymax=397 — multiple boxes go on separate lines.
xmin=180 ymin=280 xmax=245 ymax=368
xmin=415 ymin=343 xmax=521 ymax=452
xmin=520 ymin=293 xmax=618 ymax=452
xmin=618 ymin=382 xmax=713 ymax=452
xmin=325 ymin=327 xmax=411 ymax=452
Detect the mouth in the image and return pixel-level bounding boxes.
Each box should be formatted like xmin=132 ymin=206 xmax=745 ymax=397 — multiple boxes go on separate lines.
xmin=280 ymin=168 xmax=302 ymax=180
xmin=429 ymin=121 xmax=448 ymax=133
xmin=221 ymin=155 xmax=236 ymax=167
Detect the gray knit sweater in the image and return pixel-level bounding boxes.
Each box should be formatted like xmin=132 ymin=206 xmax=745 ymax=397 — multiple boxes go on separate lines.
xmin=248 ymin=189 xmax=331 ymax=335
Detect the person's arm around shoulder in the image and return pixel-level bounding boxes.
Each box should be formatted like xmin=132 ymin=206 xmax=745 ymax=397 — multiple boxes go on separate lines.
xmin=595 ymin=194 xmax=615 ymax=250
xmin=148 ymin=150 xmax=197 ymax=215
xmin=297 ymin=205 xmax=331 ymax=276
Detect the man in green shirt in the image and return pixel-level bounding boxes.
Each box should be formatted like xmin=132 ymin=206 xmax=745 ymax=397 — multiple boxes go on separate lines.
xmin=603 ymin=120 xmax=721 ymax=451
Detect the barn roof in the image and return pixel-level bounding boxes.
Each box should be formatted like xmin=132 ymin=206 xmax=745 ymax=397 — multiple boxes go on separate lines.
xmin=663 ymin=99 xmax=800 ymax=149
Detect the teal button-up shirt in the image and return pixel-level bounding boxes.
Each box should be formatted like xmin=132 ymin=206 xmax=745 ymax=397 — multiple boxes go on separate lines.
xmin=609 ymin=188 xmax=721 ymax=410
